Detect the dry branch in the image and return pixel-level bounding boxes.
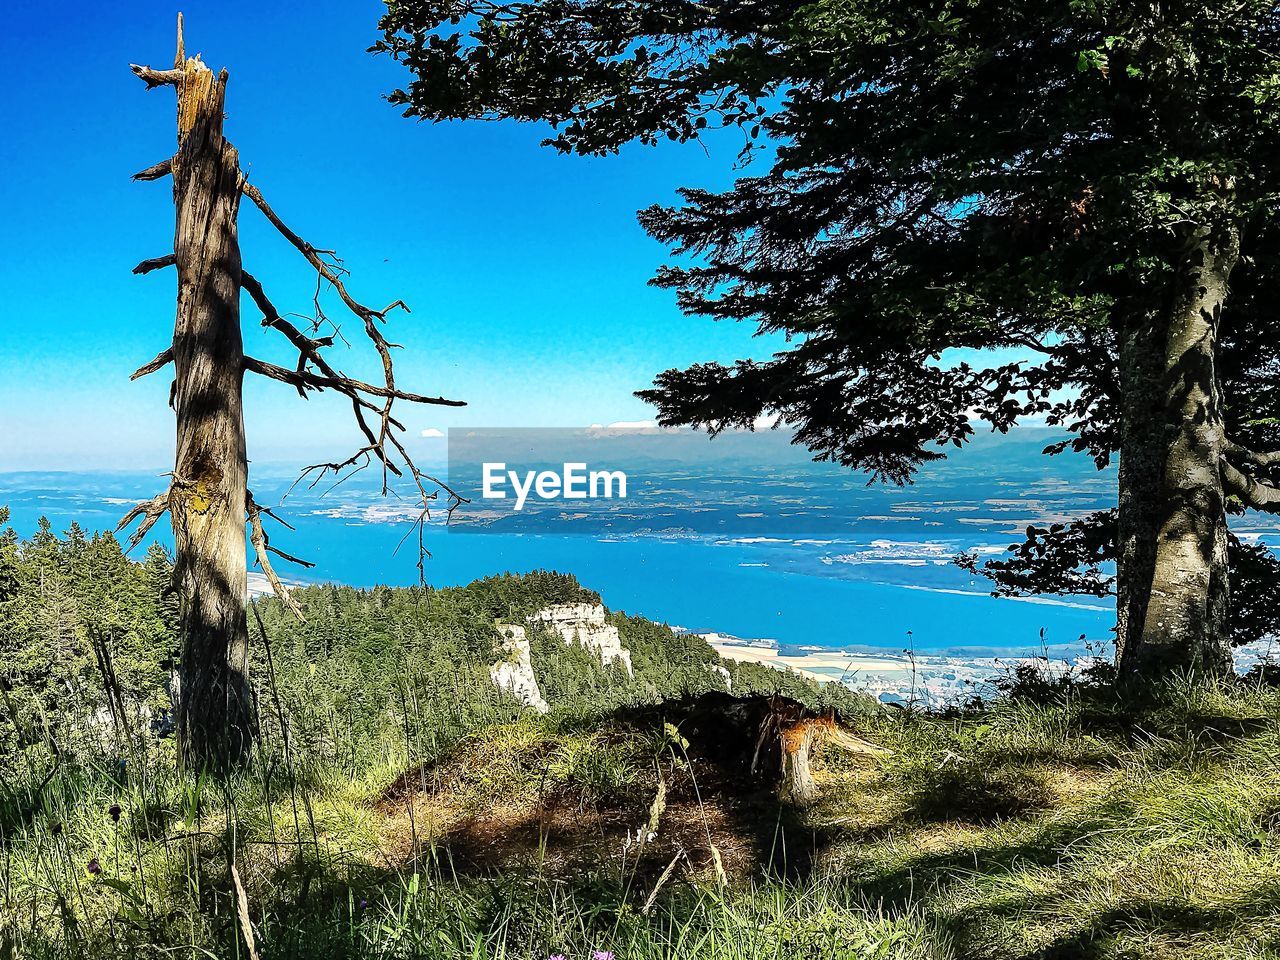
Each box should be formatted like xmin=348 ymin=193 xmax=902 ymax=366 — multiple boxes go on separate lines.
xmin=115 ymin=490 xmax=171 ymax=551
xmin=243 ymin=356 xmax=464 ymax=406
xmin=240 ymin=182 xmax=469 ymax=580
xmin=247 ymin=490 xmax=313 ymax=621
xmin=242 ymin=270 xmax=403 ymax=467
xmin=131 ymin=347 xmax=174 ymax=381
xmin=133 ymin=158 xmax=174 ymax=182
xmin=241 ymin=180 xmax=415 ymax=484
xmin=129 ymin=64 xmax=184 ymax=88
xmin=133 ymin=254 xmax=177 ymax=275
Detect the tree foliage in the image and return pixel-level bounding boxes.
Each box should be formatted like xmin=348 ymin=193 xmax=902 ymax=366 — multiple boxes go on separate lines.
xmin=0 ymin=513 xmax=850 ymax=774
xmin=378 ymin=0 xmax=1280 ymax=654
xmin=0 ymin=514 xmax=177 ymax=759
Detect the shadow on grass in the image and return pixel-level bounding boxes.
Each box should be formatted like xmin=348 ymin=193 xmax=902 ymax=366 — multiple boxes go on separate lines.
xmin=987 ymin=882 xmax=1280 ymax=960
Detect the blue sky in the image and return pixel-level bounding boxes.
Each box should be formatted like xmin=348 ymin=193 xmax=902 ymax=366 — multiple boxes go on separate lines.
xmin=0 ymin=0 xmax=776 ymax=469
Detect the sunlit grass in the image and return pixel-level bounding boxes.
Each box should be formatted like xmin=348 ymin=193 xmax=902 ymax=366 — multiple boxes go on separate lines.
xmin=6 ymin=673 xmax=1280 ymax=958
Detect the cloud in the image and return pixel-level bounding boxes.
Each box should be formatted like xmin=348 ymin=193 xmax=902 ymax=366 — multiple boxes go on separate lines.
xmin=420 ymin=428 xmax=445 ymax=439
xmin=583 ymin=419 xmax=670 ymax=438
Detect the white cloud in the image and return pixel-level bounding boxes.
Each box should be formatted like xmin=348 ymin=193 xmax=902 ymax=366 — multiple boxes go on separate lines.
xmin=420 ymin=428 xmax=445 ymax=439
xmin=584 ymin=419 xmax=670 ymax=437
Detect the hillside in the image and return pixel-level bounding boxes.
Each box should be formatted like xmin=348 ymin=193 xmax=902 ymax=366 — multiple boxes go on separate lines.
xmin=4 ymin=517 xmax=1280 ymax=959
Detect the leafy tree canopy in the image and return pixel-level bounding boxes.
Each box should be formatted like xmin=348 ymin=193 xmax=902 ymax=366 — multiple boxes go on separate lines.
xmin=377 ymin=0 xmax=1280 ymax=653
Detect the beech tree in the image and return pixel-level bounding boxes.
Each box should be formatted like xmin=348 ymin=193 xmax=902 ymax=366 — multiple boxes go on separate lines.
xmin=122 ymin=17 xmax=464 ymax=770
xmin=377 ymin=0 xmax=1280 ymax=675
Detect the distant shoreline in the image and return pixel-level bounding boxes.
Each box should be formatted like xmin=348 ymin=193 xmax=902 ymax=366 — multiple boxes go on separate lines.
xmin=706 ymin=639 xmax=910 ymax=684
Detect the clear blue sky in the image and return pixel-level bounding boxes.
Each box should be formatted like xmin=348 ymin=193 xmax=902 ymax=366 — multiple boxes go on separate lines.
xmin=0 ymin=0 xmax=776 ymax=469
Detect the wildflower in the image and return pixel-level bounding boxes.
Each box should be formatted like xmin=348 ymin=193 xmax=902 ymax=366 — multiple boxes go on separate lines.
xmin=592 ymin=952 xmax=615 ymax=960
xmin=358 ymin=898 xmax=368 ymax=912
xmin=87 ymin=859 xmax=102 ymax=876
xmin=108 ymin=804 xmax=122 ymax=822
xmin=548 ymin=955 xmax=567 ymax=960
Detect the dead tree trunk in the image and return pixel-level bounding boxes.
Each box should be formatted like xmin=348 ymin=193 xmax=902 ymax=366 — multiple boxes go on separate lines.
xmin=129 ymin=30 xmax=254 ymax=771
xmin=122 ymin=16 xmax=465 ymax=772
xmin=169 ymin=55 xmax=253 ymax=771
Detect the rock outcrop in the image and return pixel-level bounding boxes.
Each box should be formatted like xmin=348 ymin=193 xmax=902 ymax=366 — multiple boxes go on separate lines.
xmin=490 ymin=624 xmax=549 ymax=713
xmin=530 ymin=603 xmax=634 ymax=675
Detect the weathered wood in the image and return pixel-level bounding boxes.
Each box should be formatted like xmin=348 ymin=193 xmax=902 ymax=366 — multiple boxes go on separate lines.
xmin=130 ymin=347 xmax=174 ymax=381
xmin=133 ymin=254 xmax=177 ymax=275
xmin=126 ymin=15 xmax=466 ymax=770
xmin=140 ymin=15 xmax=254 ymax=771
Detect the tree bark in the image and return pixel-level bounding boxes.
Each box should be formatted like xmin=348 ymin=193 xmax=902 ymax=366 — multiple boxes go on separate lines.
xmin=1115 ymin=313 xmax=1165 ymax=663
xmin=1121 ymin=225 xmax=1238 ymax=676
xmin=168 ymin=53 xmax=253 ymax=771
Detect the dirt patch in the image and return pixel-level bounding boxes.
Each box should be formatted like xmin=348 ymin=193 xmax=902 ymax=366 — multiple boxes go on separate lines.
xmin=378 ymin=756 xmax=771 ymax=882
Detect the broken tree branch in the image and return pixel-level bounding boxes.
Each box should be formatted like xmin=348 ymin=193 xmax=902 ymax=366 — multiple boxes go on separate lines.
xmin=131 ymin=347 xmax=174 ymax=381
xmin=132 ymin=158 xmax=174 ymax=182
xmin=241 ymin=181 xmax=429 ymax=490
xmin=240 ymin=182 xmax=467 ymax=580
xmin=247 ymin=490 xmax=313 ymax=621
xmin=243 ymin=270 xmax=406 ymax=465
xmin=129 ymin=64 xmax=185 ymax=89
xmin=133 ymin=254 xmax=177 ymax=275
xmin=115 ymin=490 xmax=172 ymax=552
xmin=242 ymin=356 xmax=465 ymax=407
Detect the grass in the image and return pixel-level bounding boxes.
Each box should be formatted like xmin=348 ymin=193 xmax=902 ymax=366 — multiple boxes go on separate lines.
xmin=5 ymin=671 xmax=1280 ymax=959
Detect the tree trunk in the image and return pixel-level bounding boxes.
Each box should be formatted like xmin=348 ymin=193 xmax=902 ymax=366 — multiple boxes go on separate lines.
xmin=127 ymin=18 xmax=463 ymax=770
xmin=1115 ymin=314 xmax=1165 ymax=663
xmin=168 ymin=53 xmax=253 ymax=770
xmin=1121 ymin=226 xmax=1238 ymax=676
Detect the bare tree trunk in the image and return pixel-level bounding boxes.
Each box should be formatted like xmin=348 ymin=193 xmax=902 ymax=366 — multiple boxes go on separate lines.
xmin=125 ymin=17 xmax=465 ymax=771
xmin=1123 ymin=225 xmax=1238 ymax=676
xmin=778 ymin=721 xmax=820 ymax=805
xmin=168 ymin=46 xmax=252 ymax=771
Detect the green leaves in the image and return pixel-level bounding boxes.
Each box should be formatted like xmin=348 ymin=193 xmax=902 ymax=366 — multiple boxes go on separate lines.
xmin=377 ymin=0 xmax=1280 ymax=631
xmin=1076 ymin=48 xmax=1110 ymax=75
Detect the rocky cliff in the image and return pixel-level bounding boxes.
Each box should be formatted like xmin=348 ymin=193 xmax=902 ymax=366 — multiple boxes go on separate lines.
xmin=529 ymin=603 xmax=634 ymax=676
xmin=489 ymin=603 xmax=639 ymax=711
xmin=489 ymin=624 xmax=550 ymax=713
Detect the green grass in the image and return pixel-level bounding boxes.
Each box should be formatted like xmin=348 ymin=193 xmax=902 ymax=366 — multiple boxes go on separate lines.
xmin=6 ymin=672 xmax=1280 ymax=959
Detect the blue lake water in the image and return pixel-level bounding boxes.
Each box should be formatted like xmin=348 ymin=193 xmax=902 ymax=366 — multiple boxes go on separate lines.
xmin=7 ymin=429 xmax=1275 ymax=659
xmin=0 ymin=442 xmax=1125 ymax=657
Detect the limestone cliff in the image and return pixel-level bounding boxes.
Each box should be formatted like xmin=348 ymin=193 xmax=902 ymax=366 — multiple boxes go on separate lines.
xmin=530 ymin=603 xmax=634 ymax=676
xmin=489 ymin=624 xmax=550 ymax=713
